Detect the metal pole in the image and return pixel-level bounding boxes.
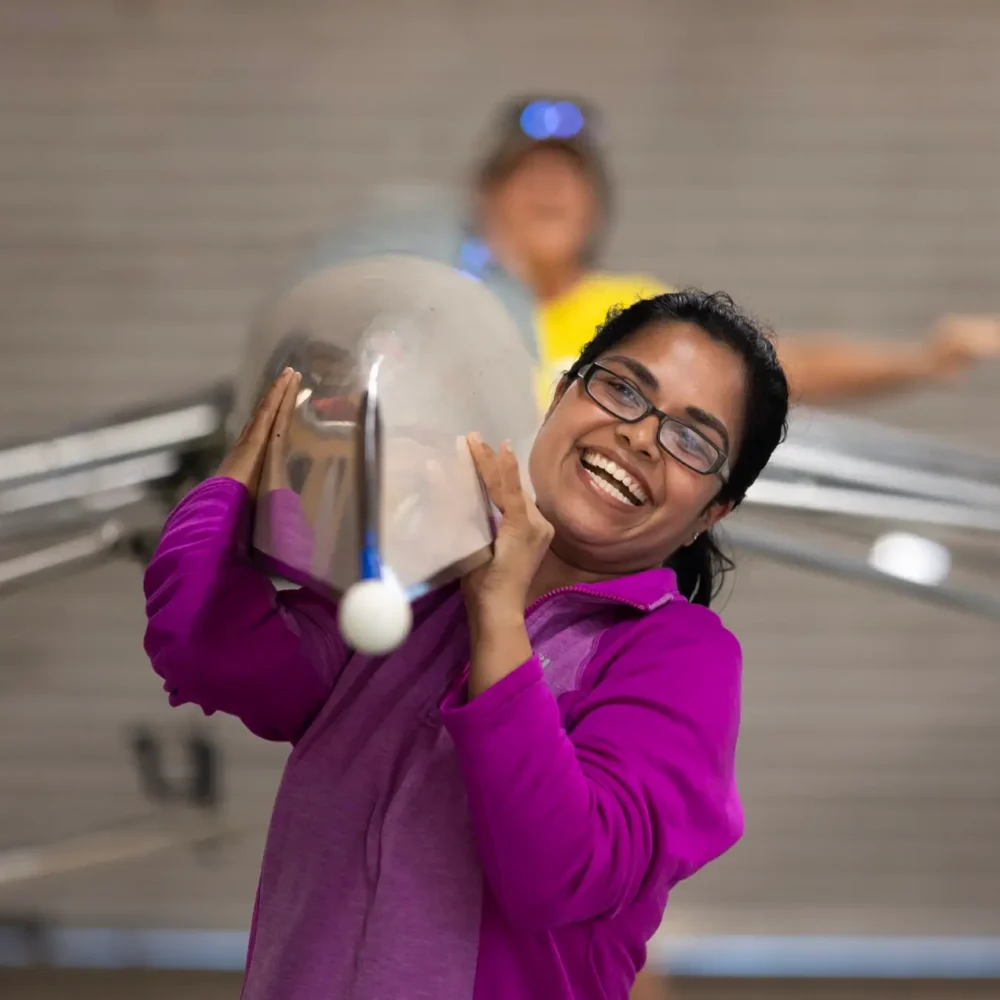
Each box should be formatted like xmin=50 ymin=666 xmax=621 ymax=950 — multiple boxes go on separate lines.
xmin=0 ymin=813 xmax=241 ymax=890
xmin=745 ymin=480 xmax=1000 ymax=532
xmin=0 ymin=521 xmax=127 ymax=596
xmin=726 ymin=523 xmax=1000 ymax=621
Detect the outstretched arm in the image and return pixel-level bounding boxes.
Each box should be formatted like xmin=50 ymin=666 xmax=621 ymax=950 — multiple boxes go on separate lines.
xmin=776 ymin=314 xmax=1000 ymax=404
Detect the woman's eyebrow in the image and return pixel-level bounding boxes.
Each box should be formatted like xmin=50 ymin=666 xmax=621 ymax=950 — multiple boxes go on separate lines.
xmin=603 ymin=354 xmax=658 ymax=390
xmin=684 ymin=406 xmax=731 ymax=452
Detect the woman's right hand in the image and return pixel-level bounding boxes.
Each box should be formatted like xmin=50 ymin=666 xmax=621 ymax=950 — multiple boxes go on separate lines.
xmin=218 ymin=368 xmax=302 ymax=494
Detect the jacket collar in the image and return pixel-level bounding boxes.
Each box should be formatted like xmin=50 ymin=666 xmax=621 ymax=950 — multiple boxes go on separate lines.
xmin=547 ymin=565 xmax=680 ymax=613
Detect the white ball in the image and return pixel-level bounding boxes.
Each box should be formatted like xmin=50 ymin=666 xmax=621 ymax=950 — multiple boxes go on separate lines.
xmin=868 ymin=531 xmax=952 ymax=587
xmin=338 ymin=578 xmax=413 ymax=655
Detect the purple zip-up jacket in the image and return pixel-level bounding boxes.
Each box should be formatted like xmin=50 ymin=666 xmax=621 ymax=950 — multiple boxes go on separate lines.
xmin=143 ymin=477 xmax=744 ymax=1000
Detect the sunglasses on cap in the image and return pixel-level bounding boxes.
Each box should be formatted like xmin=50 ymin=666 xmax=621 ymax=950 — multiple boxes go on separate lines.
xmin=492 ymin=97 xmax=603 ymax=146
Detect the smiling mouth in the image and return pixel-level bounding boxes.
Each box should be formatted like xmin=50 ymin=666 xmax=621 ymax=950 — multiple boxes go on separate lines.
xmin=579 ymin=450 xmax=648 ymax=507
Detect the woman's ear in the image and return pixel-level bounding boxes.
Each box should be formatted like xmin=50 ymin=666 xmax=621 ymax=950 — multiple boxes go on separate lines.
xmin=692 ymin=499 xmax=734 ymax=542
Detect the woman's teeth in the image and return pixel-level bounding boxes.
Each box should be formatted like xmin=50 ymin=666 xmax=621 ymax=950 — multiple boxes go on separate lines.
xmin=580 ymin=450 xmax=648 ymax=506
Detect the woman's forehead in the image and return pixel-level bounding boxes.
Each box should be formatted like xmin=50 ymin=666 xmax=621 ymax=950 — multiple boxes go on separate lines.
xmin=600 ymin=322 xmax=747 ymax=429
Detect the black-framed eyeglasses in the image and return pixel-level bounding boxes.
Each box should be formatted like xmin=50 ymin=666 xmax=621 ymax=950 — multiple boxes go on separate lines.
xmin=576 ymin=363 xmax=730 ymax=482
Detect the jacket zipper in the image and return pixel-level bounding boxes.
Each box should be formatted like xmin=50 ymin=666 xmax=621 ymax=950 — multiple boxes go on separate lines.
xmin=524 ymin=584 xmax=671 ymax=621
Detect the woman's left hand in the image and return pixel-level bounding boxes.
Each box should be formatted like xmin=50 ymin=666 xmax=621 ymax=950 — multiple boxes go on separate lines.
xmin=462 ymin=434 xmax=554 ymax=625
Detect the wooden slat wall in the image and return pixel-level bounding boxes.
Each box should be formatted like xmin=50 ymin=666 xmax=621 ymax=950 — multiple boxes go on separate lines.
xmin=0 ymin=0 xmax=998 ymax=936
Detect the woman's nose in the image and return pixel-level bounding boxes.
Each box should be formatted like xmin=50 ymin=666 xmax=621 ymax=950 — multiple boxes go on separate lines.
xmin=614 ymin=416 xmax=660 ymax=459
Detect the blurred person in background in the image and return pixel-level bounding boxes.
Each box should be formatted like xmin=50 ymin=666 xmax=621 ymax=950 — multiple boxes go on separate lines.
xmin=472 ymin=97 xmax=1000 ymax=410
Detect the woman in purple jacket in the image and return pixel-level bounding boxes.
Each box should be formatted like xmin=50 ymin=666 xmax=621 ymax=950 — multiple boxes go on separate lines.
xmin=143 ymin=289 xmax=790 ymax=1000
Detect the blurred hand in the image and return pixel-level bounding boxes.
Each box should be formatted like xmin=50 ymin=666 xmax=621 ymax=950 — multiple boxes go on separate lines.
xmin=928 ymin=315 xmax=1000 ymax=374
xmin=461 ymin=433 xmax=553 ymax=622
xmin=218 ymin=368 xmax=301 ymax=494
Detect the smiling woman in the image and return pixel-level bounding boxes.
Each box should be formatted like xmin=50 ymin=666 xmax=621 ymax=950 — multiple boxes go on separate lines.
xmin=141 ymin=289 xmax=789 ymax=1000
xmin=530 ymin=289 xmax=789 ymax=605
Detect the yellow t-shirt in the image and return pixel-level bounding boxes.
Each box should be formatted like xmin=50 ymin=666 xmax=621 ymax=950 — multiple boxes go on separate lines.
xmin=534 ymin=272 xmax=669 ymax=408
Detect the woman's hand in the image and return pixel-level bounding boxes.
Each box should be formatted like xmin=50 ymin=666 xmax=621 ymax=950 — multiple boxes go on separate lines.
xmin=218 ymin=368 xmax=302 ymax=494
xmin=929 ymin=314 xmax=1000 ymax=374
xmin=461 ymin=434 xmax=553 ymax=626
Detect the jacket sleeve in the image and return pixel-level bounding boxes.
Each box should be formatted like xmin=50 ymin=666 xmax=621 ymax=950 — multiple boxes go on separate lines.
xmin=143 ymin=477 xmax=350 ymax=743
xmin=440 ymin=606 xmax=743 ymax=931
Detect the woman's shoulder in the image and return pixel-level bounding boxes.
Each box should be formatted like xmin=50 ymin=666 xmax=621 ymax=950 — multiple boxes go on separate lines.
xmin=575 ymin=599 xmax=742 ymax=749
xmin=595 ymin=596 xmax=742 ymax=683
xmin=656 ymin=595 xmax=739 ymax=646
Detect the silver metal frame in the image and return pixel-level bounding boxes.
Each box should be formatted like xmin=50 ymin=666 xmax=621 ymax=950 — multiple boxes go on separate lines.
xmin=0 ymin=810 xmax=240 ymax=890
xmin=0 ymin=384 xmax=230 ymax=592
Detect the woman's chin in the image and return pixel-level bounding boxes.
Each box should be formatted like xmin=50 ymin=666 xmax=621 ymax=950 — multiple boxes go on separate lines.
xmin=550 ymin=505 xmax=633 ymax=551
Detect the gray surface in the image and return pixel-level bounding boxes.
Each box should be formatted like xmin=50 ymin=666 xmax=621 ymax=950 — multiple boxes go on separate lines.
xmin=1 ymin=971 xmax=999 ymax=1000
xmin=0 ymin=971 xmax=244 ymax=1000
xmin=1 ymin=0 xmax=999 ymax=939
